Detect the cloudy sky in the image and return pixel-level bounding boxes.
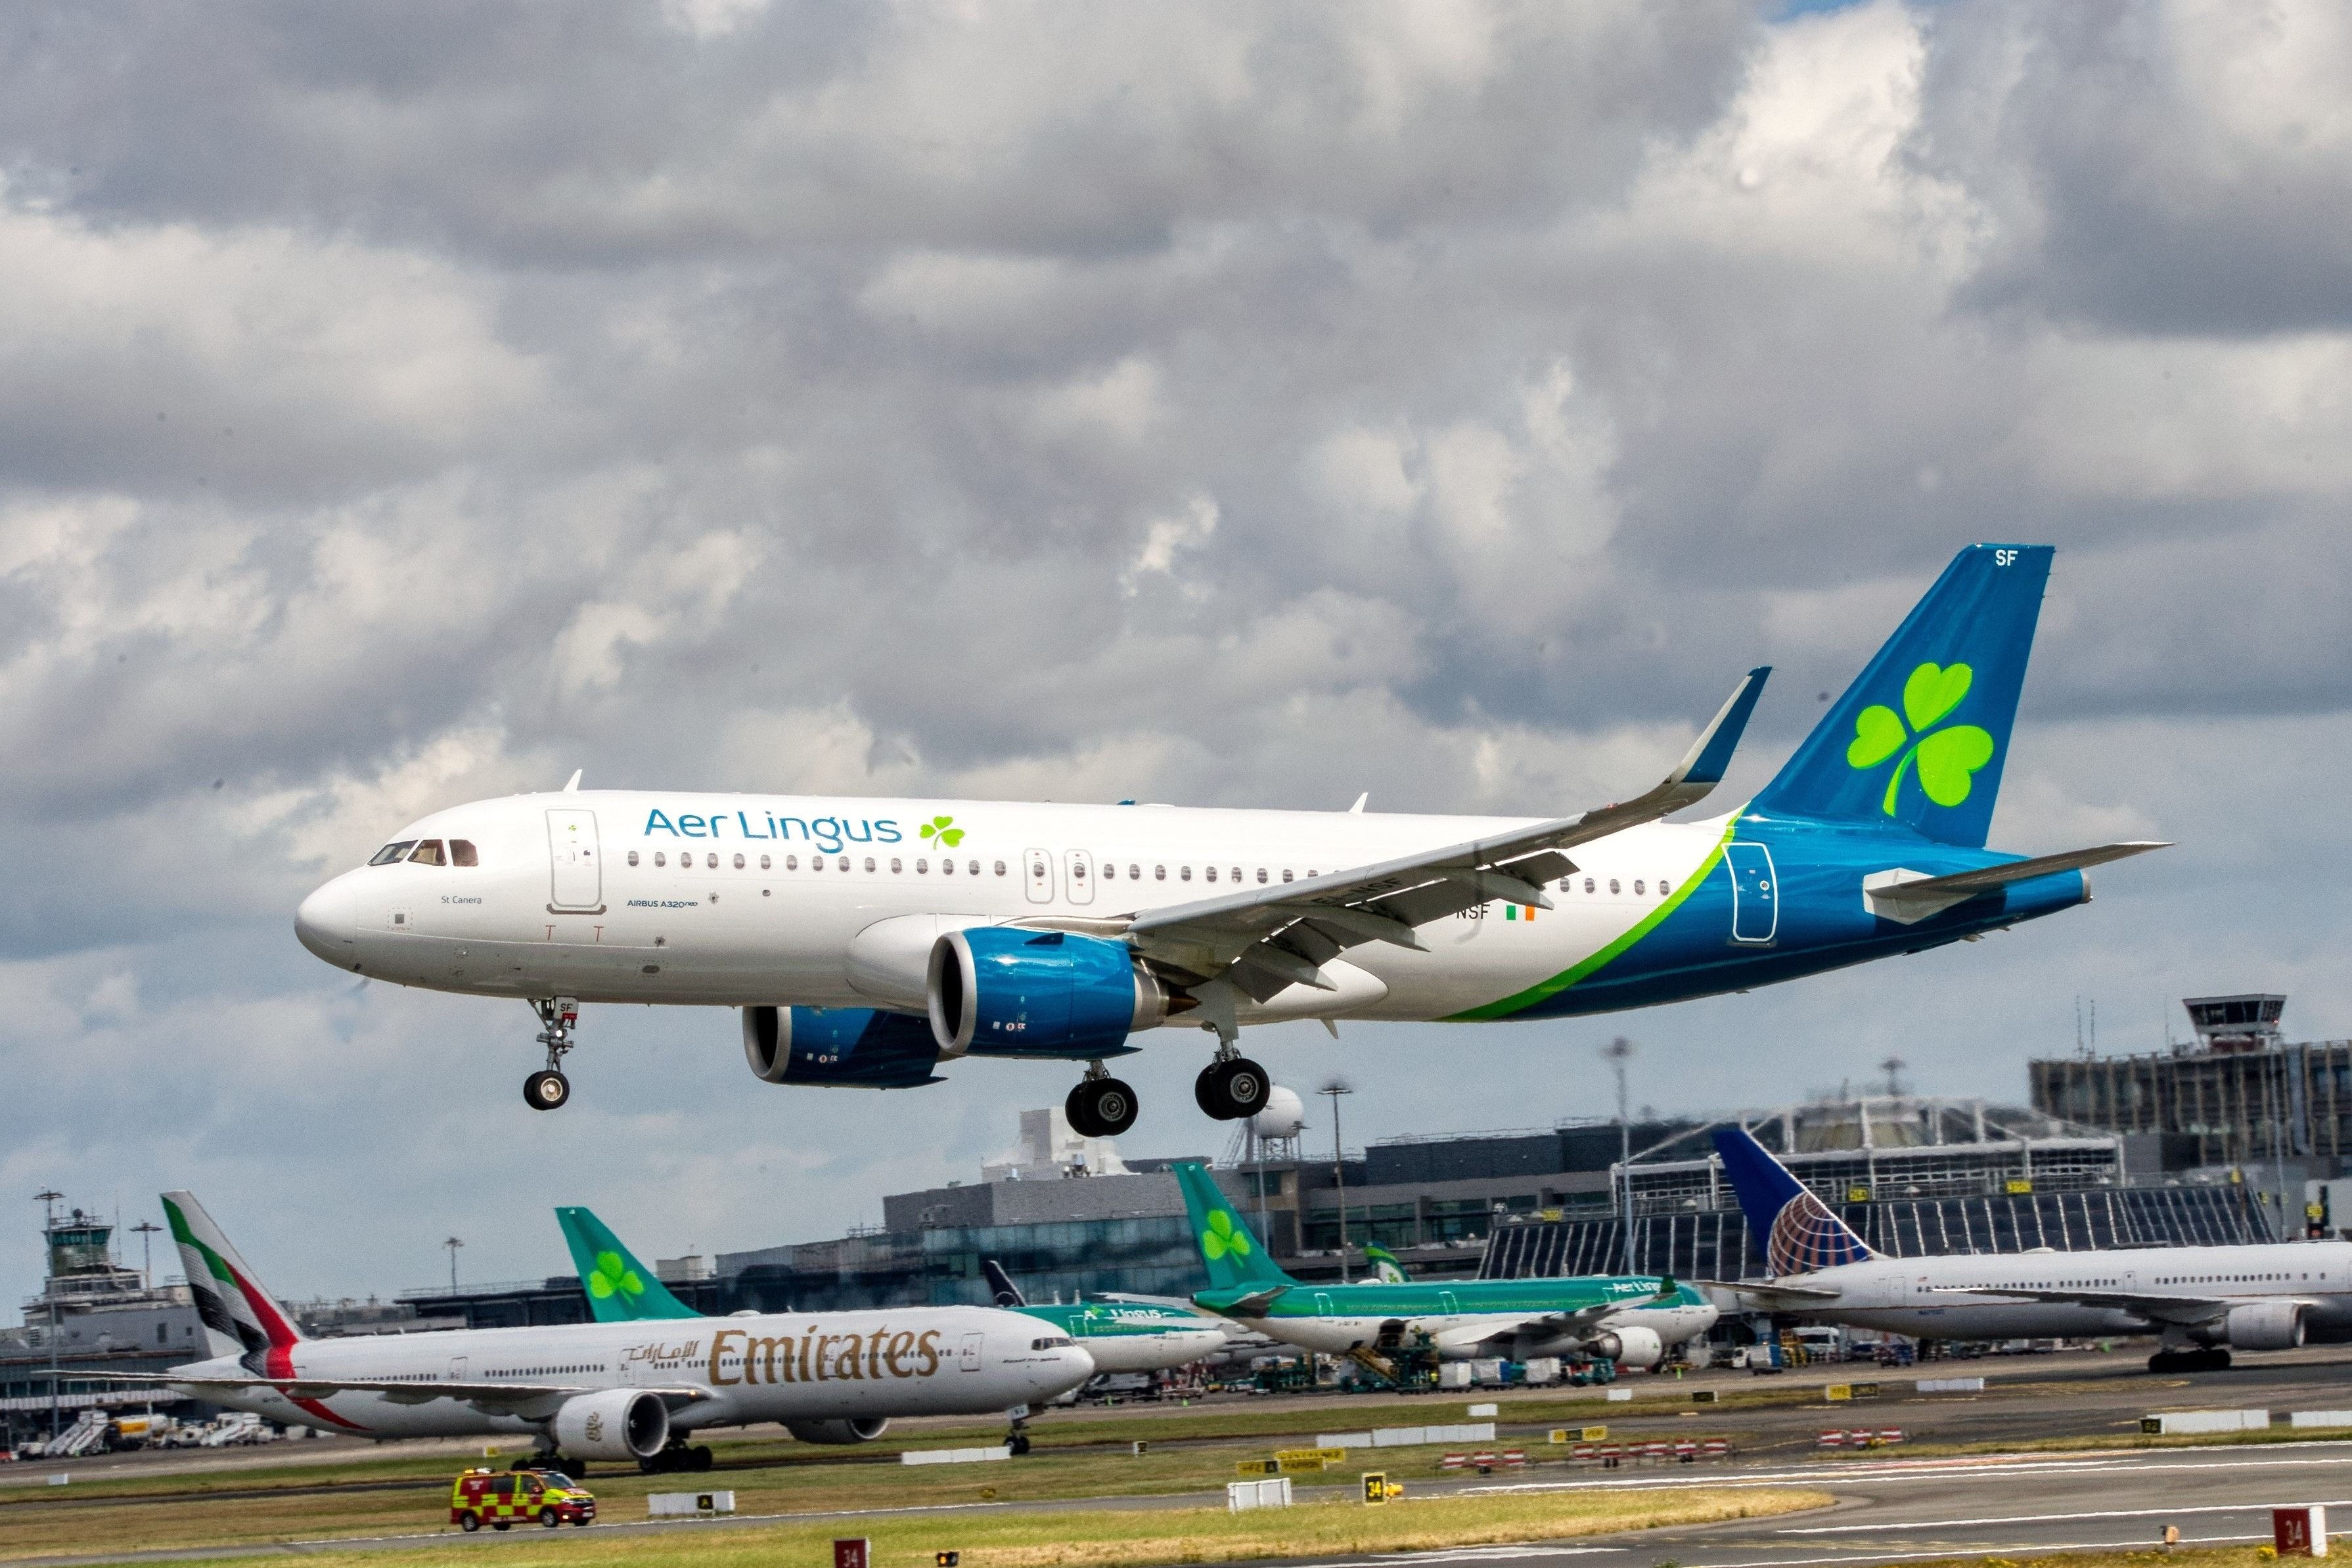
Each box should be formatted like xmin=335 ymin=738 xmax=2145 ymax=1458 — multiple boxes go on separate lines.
xmin=6 ymin=0 xmax=2349 ymax=1310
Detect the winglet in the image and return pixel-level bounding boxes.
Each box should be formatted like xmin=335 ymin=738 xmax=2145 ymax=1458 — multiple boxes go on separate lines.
xmin=1673 ymin=667 xmax=1771 ymax=792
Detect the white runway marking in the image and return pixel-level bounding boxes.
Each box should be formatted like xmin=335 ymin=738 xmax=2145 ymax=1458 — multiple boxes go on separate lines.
xmin=1782 ymin=1498 xmax=2352 ymax=1534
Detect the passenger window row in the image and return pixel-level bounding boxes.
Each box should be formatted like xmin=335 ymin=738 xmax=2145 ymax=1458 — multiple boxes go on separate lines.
xmin=625 ymin=849 xmax=1010 ymax=878
xmin=369 ymin=839 xmax=478 ymax=867
xmin=1559 ymin=874 xmax=1669 ymax=898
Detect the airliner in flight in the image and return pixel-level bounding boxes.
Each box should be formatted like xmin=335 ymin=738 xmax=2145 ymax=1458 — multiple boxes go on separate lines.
xmin=294 ymin=544 xmax=2163 ymax=1133
xmin=120 ymin=1192 xmax=1093 ymax=1471
xmin=1704 ymin=1127 xmax=2352 ymax=1372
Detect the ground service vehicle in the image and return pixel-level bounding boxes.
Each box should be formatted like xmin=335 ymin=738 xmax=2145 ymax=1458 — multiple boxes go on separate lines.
xmin=451 ymin=1467 xmax=595 ymax=1531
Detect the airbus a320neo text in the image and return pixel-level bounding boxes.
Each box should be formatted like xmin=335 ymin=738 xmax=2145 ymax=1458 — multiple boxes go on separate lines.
xmin=296 ymin=545 xmax=2163 ymax=1133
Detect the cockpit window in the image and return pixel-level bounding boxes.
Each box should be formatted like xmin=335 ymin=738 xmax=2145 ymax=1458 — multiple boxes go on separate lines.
xmin=369 ymin=841 xmax=417 ymax=866
xmin=450 ymin=840 xmax=478 ymax=866
xmin=407 ymin=840 xmax=445 ymax=866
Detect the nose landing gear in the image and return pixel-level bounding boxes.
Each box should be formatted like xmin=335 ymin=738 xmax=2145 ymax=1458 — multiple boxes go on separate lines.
xmin=525 ymin=998 xmax=578 ymax=1111
xmin=1066 ymin=1062 xmax=1138 ymax=1138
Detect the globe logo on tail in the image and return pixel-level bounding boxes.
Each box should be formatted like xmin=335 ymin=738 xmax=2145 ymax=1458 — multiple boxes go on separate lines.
xmin=1765 ymin=1188 xmax=1870 ymax=1276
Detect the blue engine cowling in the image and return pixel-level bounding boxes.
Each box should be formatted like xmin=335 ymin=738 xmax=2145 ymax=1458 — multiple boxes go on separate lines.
xmin=927 ymin=928 xmax=1167 ymax=1058
xmin=742 ymin=1006 xmax=944 ymax=1088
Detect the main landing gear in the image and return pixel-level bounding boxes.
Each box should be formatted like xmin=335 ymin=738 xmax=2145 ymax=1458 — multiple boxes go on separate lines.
xmin=1194 ymin=1051 xmax=1271 ymax=1122
xmin=524 ymin=997 xmax=578 ymax=1111
xmin=2149 ymin=1345 xmax=2232 ymax=1374
xmin=1067 ymin=1064 xmax=1139 ymax=1138
xmin=638 ymin=1441 xmax=713 ymax=1474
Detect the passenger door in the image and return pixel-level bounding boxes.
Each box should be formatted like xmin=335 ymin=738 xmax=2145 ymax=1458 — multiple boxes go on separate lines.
xmin=547 ymin=810 xmax=604 ymax=912
xmin=1725 ymin=841 xmax=1778 ymax=944
xmin=1064 ymin=850 xmax=1095 ymax=907
xmin=1024 ymin=849 xmax=1054 ymax=905
xmin=959 ymin=1331 xmax=984 ymax=1372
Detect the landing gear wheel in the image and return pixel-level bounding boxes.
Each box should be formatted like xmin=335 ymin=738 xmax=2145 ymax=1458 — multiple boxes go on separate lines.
xmin=689 ymin=1445 xmax=713 ymax=1471
xmin=1066 ymin=1077 xmax=1139 ymax=1138
xmin=1008 ymin=1432 xmax=1031 ymax=1456
xmin=1195 ymin=1058 xmax=1271 ymax=1121
xmin=524 ymin=1069 xmax=571 ymax=1111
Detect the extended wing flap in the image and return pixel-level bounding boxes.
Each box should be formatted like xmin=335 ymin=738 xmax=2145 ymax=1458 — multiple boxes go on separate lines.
xmin=1127 ymin=668 xmax=1769 ymax=1019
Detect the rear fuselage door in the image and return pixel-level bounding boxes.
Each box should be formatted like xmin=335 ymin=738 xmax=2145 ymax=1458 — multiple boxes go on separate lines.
xmin=1024 ymin=849 xmax=1054 ymax=905
xmin=547 ymin=810 xmax=603 ymax=911
xmin=959 ymin=1331 xmax=984 ymax=1371
xmin=1726 ymin=841 xmax=1778 ymax=944
xmin=1064 ymin=850 xmax=1095 ymax=906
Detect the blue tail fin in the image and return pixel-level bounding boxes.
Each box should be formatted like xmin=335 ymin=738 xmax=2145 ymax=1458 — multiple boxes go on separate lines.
xmin=1711 ymin=1125 xmax=1874 ymax=1276
xmin=1752 ymin=545 xmax=2052 ymax=848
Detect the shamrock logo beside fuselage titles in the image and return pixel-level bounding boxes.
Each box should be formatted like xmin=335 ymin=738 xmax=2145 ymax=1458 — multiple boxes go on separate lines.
xmin=1846 ymin=661 xmax=1996 ymax=816
xmin=919 ymin=815 xmax=964 ymax=849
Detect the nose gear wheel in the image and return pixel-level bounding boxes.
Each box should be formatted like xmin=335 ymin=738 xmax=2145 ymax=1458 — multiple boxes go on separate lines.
xmin=527 ymin=997 xmax=579 ymax=1111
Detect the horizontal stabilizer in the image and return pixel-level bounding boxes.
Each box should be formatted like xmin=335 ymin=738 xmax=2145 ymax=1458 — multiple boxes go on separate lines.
xmin=1866 ymin=841 xmax=2169 ymax=924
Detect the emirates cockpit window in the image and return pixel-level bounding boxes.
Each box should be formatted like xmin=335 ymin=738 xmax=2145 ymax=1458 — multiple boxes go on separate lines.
xmin=369 ymin=841 xmax=417 ymax=866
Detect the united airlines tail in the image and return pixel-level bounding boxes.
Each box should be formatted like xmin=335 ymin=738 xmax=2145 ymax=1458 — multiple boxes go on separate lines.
xmin=1752 ymin=544 xmax=2052 ymax=849
xmin=1171 ymin=1162 xmax=1292 ymax=1291
xmin=162 ymin=1191 xmax=304 ymax=1372
xmin=556 ymin=1206 xmax=704 ymax=1322
xmin=1711 ymin=1127 xmax=1876 ymax=1277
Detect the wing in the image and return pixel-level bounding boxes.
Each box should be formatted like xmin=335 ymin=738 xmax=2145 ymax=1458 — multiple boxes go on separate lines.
xmin=1112 ymin=669 xmax=1769 ymax=1021
xmin=1926 ymin=1285 xmax=2241 ymax=1326
xmin=103 ymin=1370 xmax=710 ymax=1414
xmin=1693 ymin=1278 xmax=1845 ymax=1305
xmin=1865 ymin=842 xmax=2169 ymax=924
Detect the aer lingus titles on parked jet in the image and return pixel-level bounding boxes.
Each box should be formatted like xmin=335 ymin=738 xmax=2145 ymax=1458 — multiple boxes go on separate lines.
xmin=295 ymin=545 xmax=2163 ymax=1132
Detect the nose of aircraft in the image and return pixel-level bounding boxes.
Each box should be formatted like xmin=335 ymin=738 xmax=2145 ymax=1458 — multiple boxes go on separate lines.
xmin=294 ymin=876 xmax=361 ymax=966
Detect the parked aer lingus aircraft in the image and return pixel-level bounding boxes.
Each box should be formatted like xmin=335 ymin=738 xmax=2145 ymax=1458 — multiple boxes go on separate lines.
xmin=1704 ymin=1127 xmax=2352 ymax=1373
xmin=1167 ymin=1162 xmax=1715 ymax=1368
xmin=295 ymin=544 xmax=2161 ymax=1133
xmin=118 ymin=1192 xmax=1094 ymax=1470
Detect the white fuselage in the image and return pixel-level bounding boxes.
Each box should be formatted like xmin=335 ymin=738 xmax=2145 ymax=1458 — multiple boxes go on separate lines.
xmin=294 ymin=790 xmax=1727 ymax=1024
xmin=1749 ymin=1242 xmax=2352 ymax=1342
xmin=175 ymin=1307 xmax=1091 ymax=1439
xmin=1255 ymin=1301 xmax=1719 ymax=1360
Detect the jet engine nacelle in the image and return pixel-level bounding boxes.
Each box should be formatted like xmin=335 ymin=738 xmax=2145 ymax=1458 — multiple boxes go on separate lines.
xmin=742 ymin=1006 xmax=944 ymax=1088
xmin=551 ymin=1389 xmax=669 ymax=1461
xmin=928 ymin=928 xmax=1168 ymax=1059
xmin=1587 ymin=1325 xmax=1665 ymax=1370
xmin=2222 ymin=1299 xmax=2306 ymax=1351
xmin=784 ymin=1416 xmax=891 ymax=1445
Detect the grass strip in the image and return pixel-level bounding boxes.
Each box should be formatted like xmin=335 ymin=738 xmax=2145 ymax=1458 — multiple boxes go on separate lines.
xmin=108 ymin=1485 xmax=1832 ymax=1568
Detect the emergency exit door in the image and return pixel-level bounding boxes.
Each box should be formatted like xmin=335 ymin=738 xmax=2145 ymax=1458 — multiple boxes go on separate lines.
xmin=547 ymin=810 xmax=603 ymax=911
xmin=1024 ymin=849 xmax=1054 ymax=904
xmin=1726 ymin=841 xmax=1778 ymax=944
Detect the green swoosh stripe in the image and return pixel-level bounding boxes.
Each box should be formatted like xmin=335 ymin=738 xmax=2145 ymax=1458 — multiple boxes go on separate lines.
xmin=1444 ymin=822 xmax=1735 ymax=1021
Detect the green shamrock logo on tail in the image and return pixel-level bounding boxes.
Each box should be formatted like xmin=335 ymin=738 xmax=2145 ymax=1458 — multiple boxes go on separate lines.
xmin=919 ymin=815 xmax=964 ymax=849
xmin=585 ymin=1249 xmax=645 ymax=1303
xmin=1201 ymin=1210 xmax=1254 ymax=1261
xmin=1847 ymin=661 xmax=1995 ymax=815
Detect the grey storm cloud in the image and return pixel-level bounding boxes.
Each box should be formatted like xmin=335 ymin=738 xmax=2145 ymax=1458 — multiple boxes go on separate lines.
xmin=3 ymin=0 xmax=2349 ymax=1307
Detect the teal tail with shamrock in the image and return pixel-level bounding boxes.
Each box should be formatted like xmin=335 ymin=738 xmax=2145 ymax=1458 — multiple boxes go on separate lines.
xmin=1171 ymin=1162 xmax=1292 ymax=1292
xmin=556 ymin=1207 xmax=704 ymax=1323
xmin=1752 ymin=545 xmax=2052 ymax=849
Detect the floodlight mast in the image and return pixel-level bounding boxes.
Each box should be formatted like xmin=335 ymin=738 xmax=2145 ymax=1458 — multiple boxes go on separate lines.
xmin=1601 ymin=1039 xmax=1635 ymax=1274
xmin=1321 ymin=1079 xmax=1354 ymax=1284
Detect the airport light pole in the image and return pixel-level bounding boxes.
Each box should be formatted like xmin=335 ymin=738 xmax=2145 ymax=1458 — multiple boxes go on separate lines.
xmin=1602 ymin=1039 xmax=1635 ymax=1275
xmin=1321 ymin=1079 xmax=1353 ymax=1284
xmin=36 ymin=1190 xmax=62 ymax=1442
xmin=129 ymin=1221 xmax=162 ymax=1288
xmin=443 ymin=1236 xmax=464 ymax=1295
